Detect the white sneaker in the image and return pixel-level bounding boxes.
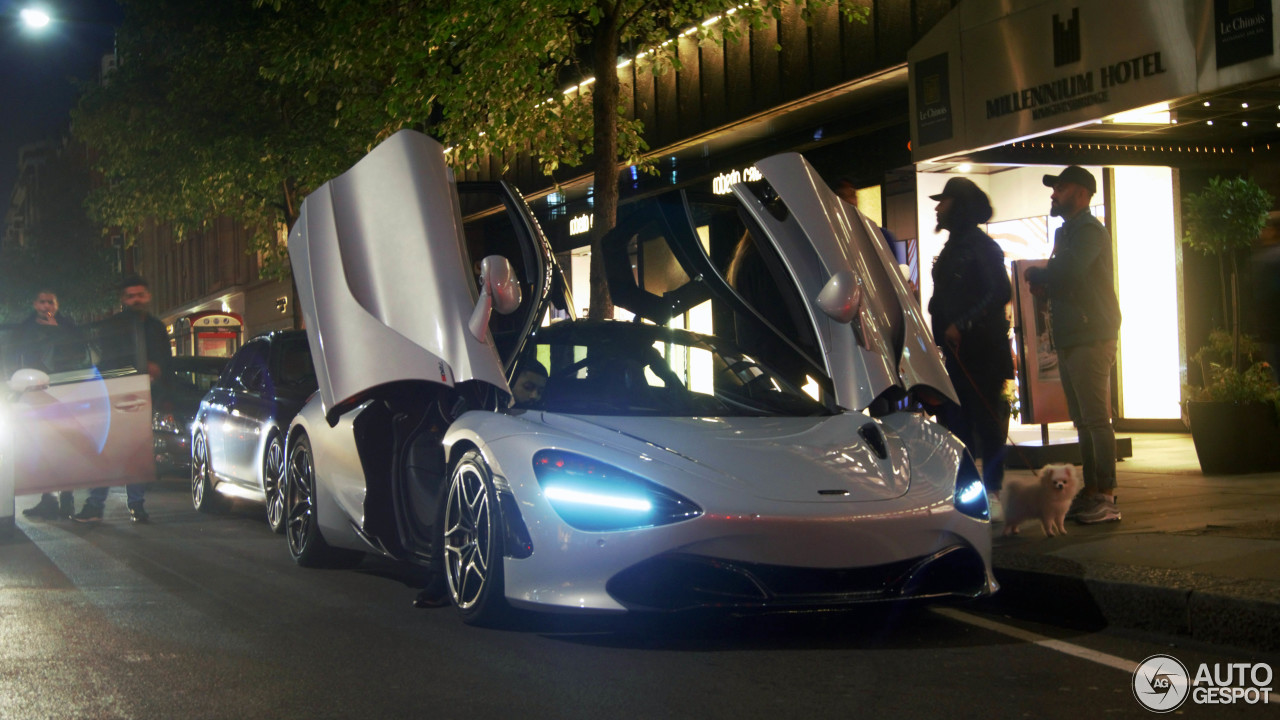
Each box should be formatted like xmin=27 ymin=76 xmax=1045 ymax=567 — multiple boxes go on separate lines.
xmin=988 ymin=493 xmax=1004 ymax=523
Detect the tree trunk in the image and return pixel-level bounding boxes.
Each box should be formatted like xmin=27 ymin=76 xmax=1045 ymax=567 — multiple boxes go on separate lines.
xmin=1231 ymin=251 xmax=1241 ymax=370
xmin=587 ymin=15 xmax=620 ymax=321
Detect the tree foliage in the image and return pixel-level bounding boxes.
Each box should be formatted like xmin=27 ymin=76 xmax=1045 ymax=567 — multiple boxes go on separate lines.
xmin=259 ymin=0 xmax=867 ymax=317
xmin=79 ymin=0 xmax=867 ymax=314
xmin=1183 ymin=175 xmax=1273 ymax=370
xmin=72 ymin=0 xmax=381 ymax=278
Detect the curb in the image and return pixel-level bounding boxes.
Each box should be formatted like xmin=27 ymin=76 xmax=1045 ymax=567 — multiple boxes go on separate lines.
xmin=981 ymin=561 xmax=1280 ymax=653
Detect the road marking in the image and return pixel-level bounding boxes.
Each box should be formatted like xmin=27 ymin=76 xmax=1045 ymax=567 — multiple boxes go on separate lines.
xmin=932 ymin=607 xmax=1136 ymax=673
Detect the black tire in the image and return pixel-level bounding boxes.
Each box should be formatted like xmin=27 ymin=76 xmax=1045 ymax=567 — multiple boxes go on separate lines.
xmin=440 ymin=449 xmax=508 ymax=626
xmin=285 ymin=433 xmax=361 ymax=568
xmin=263 ymin=431 xmax=287 ymax=534
xmin=191 ymin=431 xmax=224 ymax=514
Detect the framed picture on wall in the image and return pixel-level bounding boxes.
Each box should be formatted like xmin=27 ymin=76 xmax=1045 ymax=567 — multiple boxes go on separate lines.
xmin=1012 ymin=258 xmax=1070 ymax=424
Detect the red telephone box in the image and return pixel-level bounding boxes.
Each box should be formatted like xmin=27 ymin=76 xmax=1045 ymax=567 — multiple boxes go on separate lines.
xmin=174 ymin=311 xmax=243 ymax=357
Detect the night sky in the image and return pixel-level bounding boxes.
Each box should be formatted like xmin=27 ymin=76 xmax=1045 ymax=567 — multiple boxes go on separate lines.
xmin=1 ymin=0 xmax=122 ymax=207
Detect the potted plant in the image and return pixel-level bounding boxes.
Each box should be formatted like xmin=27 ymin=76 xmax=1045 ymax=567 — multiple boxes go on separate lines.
xmin=1182 ymin=176 xmax=1280 ymax=474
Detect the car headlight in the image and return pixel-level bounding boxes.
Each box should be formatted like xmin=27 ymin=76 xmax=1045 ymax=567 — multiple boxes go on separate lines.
xmin=533 ymin=449 xmax=703 ymax=532
xmin=953 ymin=451 xmax=989 ymax=521
xmin=152 ymin=412 xmax=183 ymax=435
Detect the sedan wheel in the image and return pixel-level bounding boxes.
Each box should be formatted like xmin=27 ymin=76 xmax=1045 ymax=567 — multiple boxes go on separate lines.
xmin=191 ymin=431 xmax=222 ymax=513
xmin=285 ymin=434 xmax=359 ymax=568
xmin=441 ymin=450 xmax=507 ymax=625
xmin=263 ymin=432 xmax=286 ymax=534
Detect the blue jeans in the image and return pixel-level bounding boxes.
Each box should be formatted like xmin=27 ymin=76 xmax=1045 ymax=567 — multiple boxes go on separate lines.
xmin=84 ymin=484 xmax=148 ymax=509
xmin=1058 ymin=339 xmax=1118 ymax=493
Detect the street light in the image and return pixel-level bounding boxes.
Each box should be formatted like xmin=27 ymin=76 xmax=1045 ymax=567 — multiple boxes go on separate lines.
xmin=19 ymin=7 xmax=51 ymax=30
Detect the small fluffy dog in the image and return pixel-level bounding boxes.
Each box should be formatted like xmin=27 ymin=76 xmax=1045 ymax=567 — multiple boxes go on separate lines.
xmin=1000 ymin=464 xmax=1082 ymax=538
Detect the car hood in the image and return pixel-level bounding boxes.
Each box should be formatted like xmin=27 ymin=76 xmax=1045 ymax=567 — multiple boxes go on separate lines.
xmin=737 ymin=154 xmax=958 ymax=410
xmin=538 ymin=412 xmax=911 ymax=503
xmin=288 ymin=130 xmax=509 ymax=421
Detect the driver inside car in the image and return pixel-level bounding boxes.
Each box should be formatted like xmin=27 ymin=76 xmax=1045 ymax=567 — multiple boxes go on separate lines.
xmin=510 ymin=359 xmax=547 ymax=408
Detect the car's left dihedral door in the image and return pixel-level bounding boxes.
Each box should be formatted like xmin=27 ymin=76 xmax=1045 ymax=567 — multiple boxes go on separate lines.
xmin=1 ymin=319 xmax=155 ymax=515
xmin=289 ymin=130 xmax=518 ymax=425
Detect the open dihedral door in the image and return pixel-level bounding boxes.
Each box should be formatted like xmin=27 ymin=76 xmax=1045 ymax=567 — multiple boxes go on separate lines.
xmin=288 ymin=129 xmax=553 ymax=562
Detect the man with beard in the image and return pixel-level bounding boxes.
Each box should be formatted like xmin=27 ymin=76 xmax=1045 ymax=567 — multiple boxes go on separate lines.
xmin=73 ymin=276 xmax=171 ymax=524
xmin=1024 ymin=166 xmax=1122 ymax=524
xmin=16 ymin=288 xmax=79 ymax=520
xmin=928 ymin=177 xmax=1013 ymax=518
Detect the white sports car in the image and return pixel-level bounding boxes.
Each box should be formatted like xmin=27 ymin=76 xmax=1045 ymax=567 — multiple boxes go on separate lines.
xmin=283 ymin=129 xmax=997 ymax=624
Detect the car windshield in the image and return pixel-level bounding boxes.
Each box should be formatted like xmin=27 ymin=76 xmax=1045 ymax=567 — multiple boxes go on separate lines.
xmin=514 ymin=320 xmax=831 ymax=418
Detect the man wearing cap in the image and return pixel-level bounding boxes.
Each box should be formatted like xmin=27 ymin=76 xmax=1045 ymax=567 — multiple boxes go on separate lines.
xmin=1024 ymin=166 xmax=1122 ymax=524
xmin=928 ymin=177 xmax=1014 ymax=516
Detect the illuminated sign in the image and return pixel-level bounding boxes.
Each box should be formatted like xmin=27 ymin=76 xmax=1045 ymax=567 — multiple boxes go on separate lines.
xmin=569 ymin=213 xmax=594 ymax=236
xmin=712 ymin=166 xmax=763 ymax=195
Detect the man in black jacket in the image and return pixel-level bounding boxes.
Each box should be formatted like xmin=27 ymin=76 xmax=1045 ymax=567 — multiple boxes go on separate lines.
xmin=73 ymin=276 xmax=171 ymax=524
xmin=16 ymin=288 xmax=78 ymax=520
xmin=928 ymin=178 xmax=1014 ymax=513
xmin=1025 ymin=166 xmax=1122 ymax=524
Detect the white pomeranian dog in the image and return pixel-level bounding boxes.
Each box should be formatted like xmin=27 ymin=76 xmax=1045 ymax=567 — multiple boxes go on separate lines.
xmin=1000 ymin=464 xmax=1082 ymax=538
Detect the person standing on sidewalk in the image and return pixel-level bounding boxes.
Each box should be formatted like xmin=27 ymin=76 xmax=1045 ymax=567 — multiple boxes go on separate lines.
xmin=927 ymin=178 xmax=1014 ymax=518
xmin=16 ymin=288 xmax=78 ymax=520
xmin=1024 ymin=166 xmax=1123 ymax=524
xmin=73 ymin=276 xmax=171 ymax=524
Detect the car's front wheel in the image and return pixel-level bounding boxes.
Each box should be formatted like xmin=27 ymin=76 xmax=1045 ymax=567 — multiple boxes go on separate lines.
xmin=191 ymin=431 xmax=223 ymax=513
xmin=285 ymin=433 xmax=360 ymax=568
xmin=440 ymin=450 xmax=508 ymax=626
xmin=263 ymin=431 xmax=286 ymax=534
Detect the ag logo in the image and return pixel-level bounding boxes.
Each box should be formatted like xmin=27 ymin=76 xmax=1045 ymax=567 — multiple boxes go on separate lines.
xmin=1133 ymin=654 xmax=1190 ymax=712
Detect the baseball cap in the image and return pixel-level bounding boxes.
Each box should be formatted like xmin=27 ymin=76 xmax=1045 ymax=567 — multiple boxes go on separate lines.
xmin=929 ymin=176 xmax=983 ymax=201
xmin=1042 ymin=165 xmax=1097 ymax=193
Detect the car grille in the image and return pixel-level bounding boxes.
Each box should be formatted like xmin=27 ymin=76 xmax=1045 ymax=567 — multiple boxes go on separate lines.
xmin=605 ymin=545 xmax=988 ymax=612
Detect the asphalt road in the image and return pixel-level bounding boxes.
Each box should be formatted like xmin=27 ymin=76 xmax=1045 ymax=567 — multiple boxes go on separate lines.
xmin=3 ymin=479 xmax=1277 ymax=720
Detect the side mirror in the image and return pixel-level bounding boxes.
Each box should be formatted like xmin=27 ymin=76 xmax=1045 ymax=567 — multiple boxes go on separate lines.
xmin=816 ymin=270 xmax=863 ymax=323
xmin=8 ymin=368 xmax=51 ymax=395
xmin=468 ymin=255 xmax=524 ymax=342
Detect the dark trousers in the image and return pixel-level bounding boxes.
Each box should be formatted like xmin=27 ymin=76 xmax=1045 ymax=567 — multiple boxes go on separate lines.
xmin=938 ymin=353 xmax=1010 ymax=492
xmin=1058 ymin=339 xmax=1117 ymax=493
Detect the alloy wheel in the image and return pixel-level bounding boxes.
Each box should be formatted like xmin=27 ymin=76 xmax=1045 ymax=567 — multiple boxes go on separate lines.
xmin=443 ymin=462 xmax=494 ymax=610
xmin=191 ymin=432 xmax=213 ymax=511
xmin=285 ymin=439 xmax=315 ymax=558
xmin=264 ymin=434 xmax=286 ymax=532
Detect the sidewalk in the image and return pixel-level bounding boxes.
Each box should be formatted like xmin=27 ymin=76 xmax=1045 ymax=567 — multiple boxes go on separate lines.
xmin=982 ymin=428 xmax=1280 ymax=653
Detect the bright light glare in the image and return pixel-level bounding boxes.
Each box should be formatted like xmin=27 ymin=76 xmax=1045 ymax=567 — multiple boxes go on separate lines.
xmin=20 ymin=8 xmax=51 ymax=28
xmin=958 ymin=480 xmax=985 ymax=505
xmin=1114 ymin=166 xmax=1180 ymax=419
xmin=544 ymin=486 xmax=652 ymax=512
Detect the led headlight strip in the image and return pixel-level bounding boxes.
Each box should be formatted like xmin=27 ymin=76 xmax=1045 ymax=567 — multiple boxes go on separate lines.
xmin=533 ymin=449 xmax=702 ymax=532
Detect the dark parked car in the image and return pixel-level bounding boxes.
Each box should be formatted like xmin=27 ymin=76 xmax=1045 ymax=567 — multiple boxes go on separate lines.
xmin=154 ymin=355 xmax=230 ymax=477
xmin=191 ymin=330 xmax=317 ymax=531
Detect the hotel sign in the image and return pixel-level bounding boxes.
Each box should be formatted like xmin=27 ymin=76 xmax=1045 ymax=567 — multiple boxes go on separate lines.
xmin=908 ymin=0 xmax=1200 ymax=162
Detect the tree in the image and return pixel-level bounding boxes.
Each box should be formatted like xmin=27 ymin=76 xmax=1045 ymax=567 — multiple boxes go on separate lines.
xmin=72 ymin=0 xmax=383 ymax=279
xmin=261 ymin=0 xmax=868 ymax=318
xmin=1183 ymin=175 xmax=1274 ymax=371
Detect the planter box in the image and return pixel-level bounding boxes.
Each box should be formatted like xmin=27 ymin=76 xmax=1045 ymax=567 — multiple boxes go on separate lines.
xmin=1186 ymin=401 xmax=1280 ymax=474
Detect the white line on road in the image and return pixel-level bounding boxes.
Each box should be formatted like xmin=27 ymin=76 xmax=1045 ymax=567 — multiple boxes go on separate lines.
xmin=931 ymin=606 xmax=1137 ymax=673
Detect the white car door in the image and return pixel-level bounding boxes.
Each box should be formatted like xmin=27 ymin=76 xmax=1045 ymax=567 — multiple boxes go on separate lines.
xmin=1 ymin=319 xmax=155 ymax=528
xmin=734 ymin=153 xmax=958 ymax=410
xmin=290 ymin=129 xmax=517 ymax=423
